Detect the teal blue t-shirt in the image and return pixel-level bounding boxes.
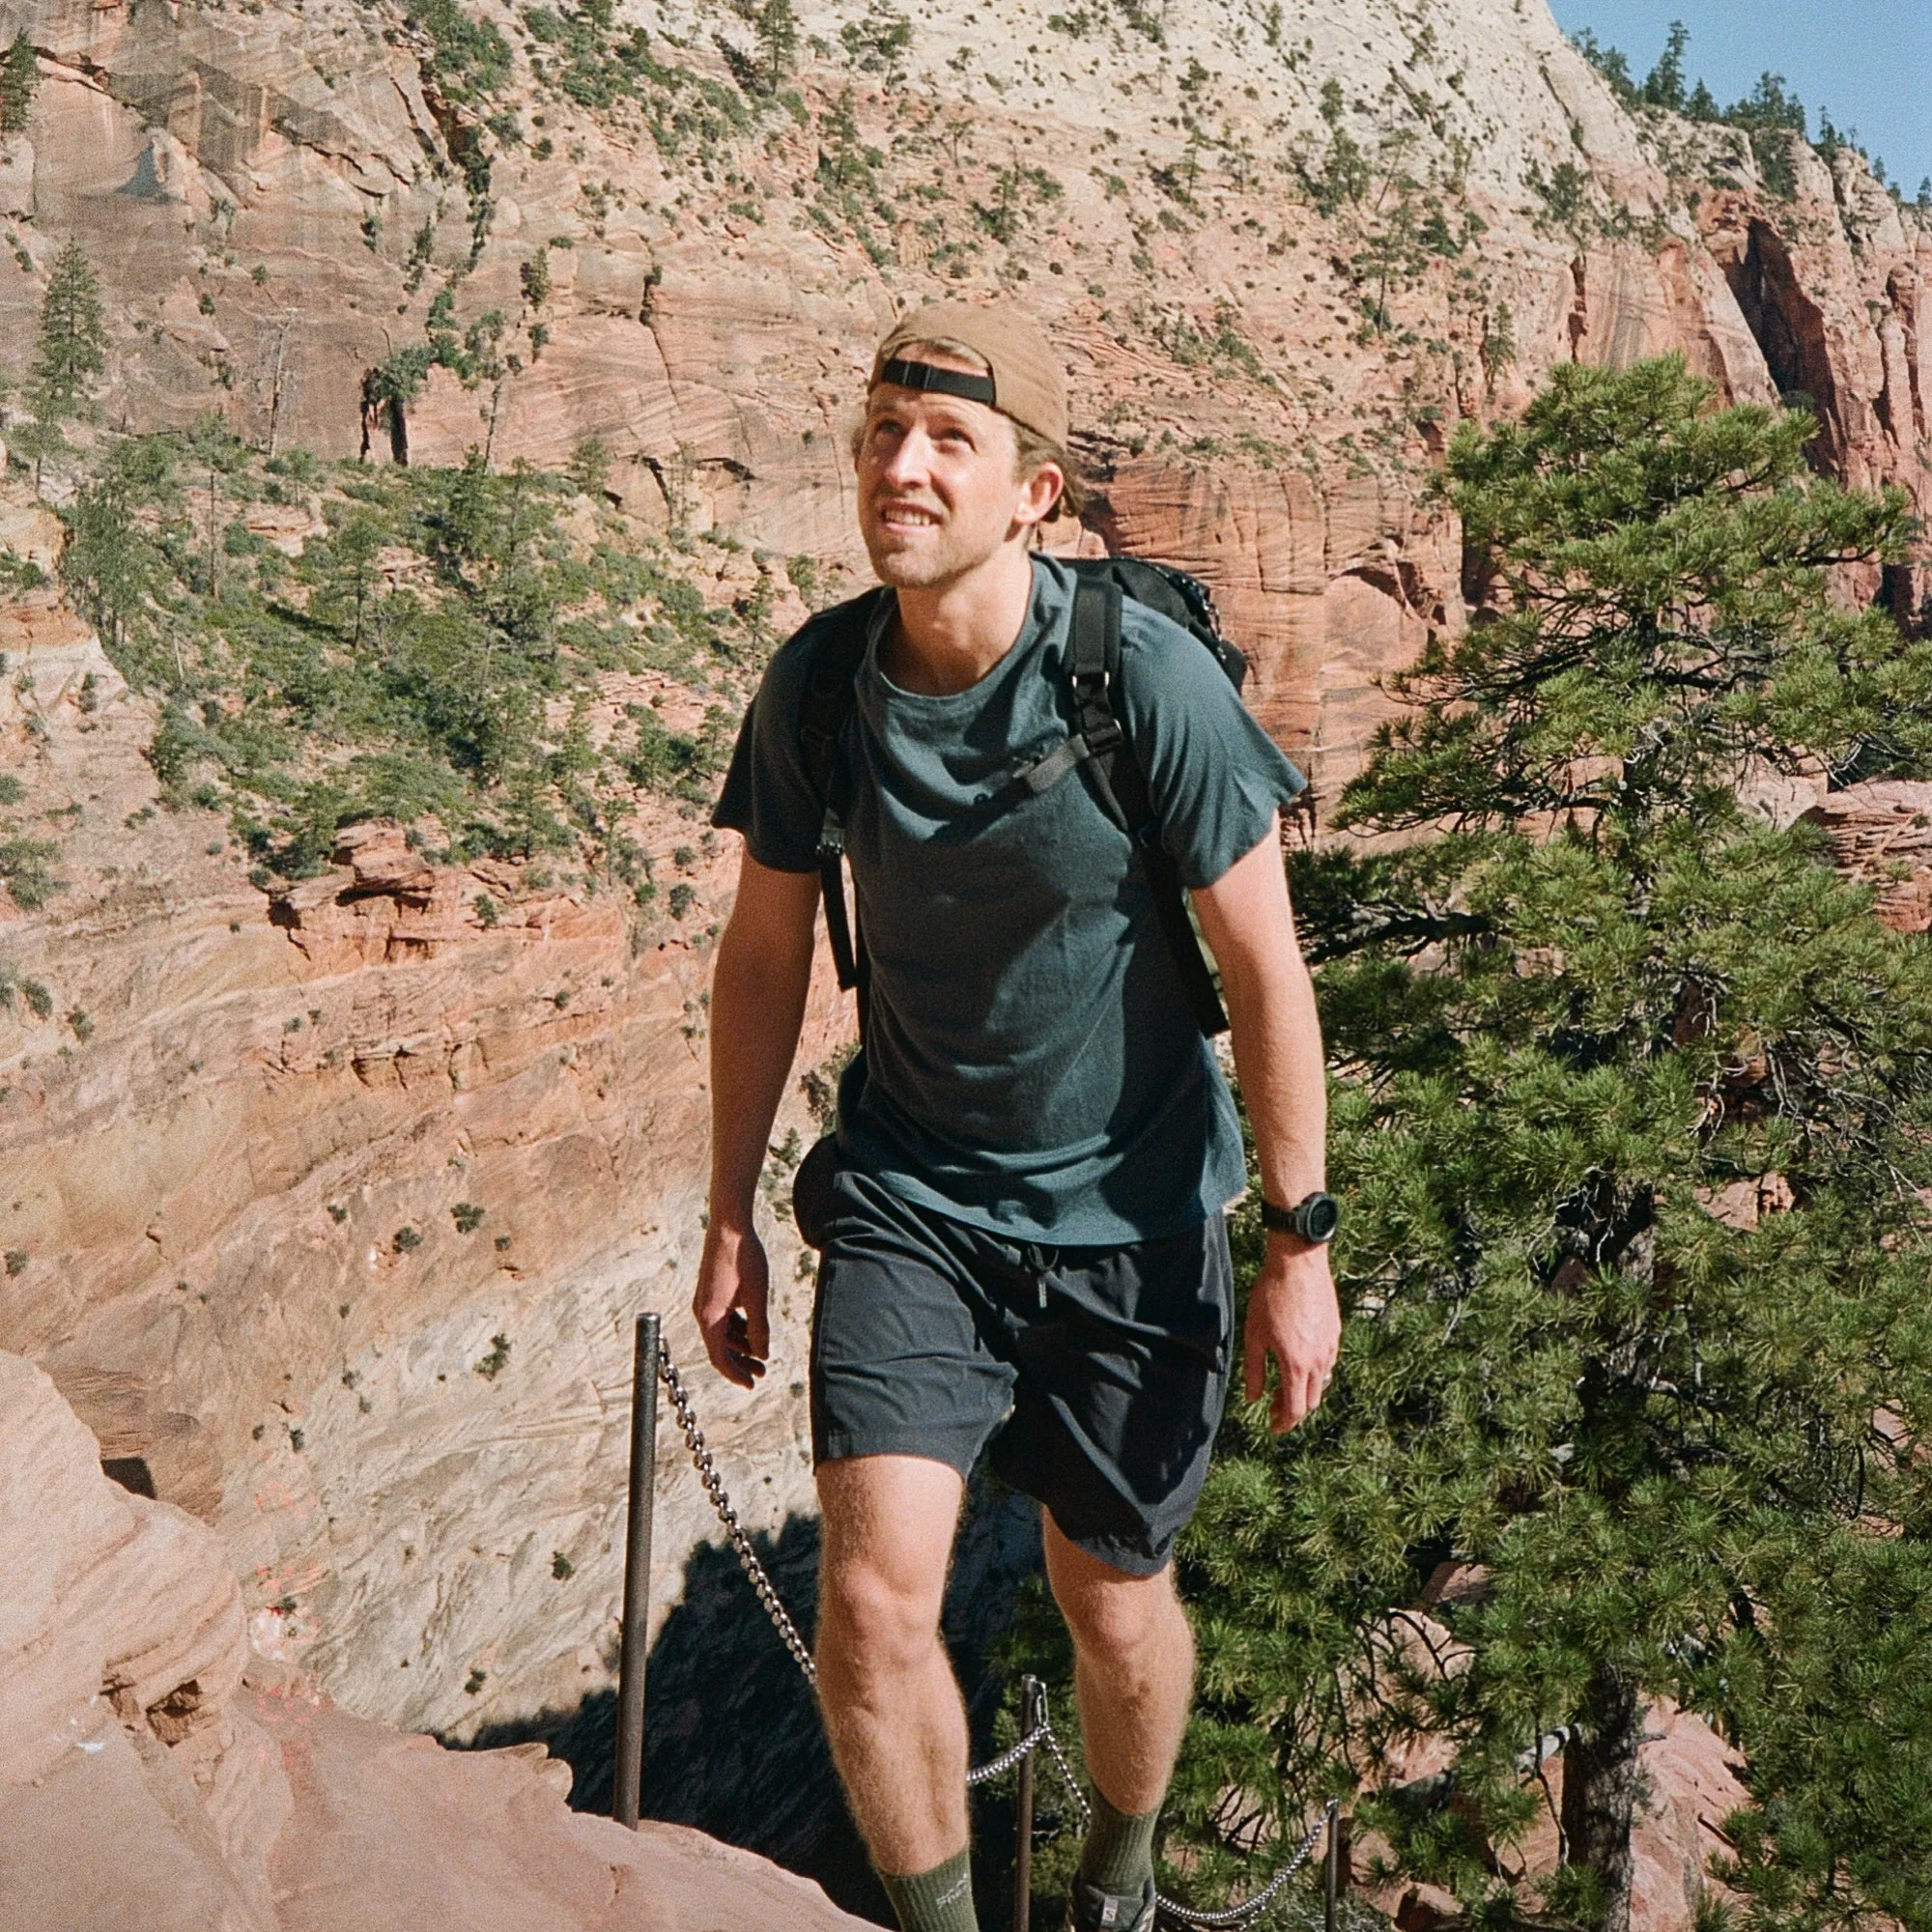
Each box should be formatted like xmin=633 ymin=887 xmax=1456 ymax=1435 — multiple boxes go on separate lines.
xmin=713 ymin=554 xmax=1306 ymax=1244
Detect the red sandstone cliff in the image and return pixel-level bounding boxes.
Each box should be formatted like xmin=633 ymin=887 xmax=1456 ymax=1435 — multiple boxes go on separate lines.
xmin=0 ymin=0 xmax=1926 ymax=1898
xmin=0 ymin=0 xmax=1921 ymax=800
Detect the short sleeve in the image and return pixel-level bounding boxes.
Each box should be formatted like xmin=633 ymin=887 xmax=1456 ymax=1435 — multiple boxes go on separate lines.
xmin=710 ymin=626 xmax=826 ymax=873
xmin=1114 ymin=607 xmax=1307 ymax=891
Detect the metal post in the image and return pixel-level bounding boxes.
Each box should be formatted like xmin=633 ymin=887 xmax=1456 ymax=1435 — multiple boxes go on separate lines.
xmin=612 ymin=1311 xmax=661 ymax=1829
xmin=1323 ymin=1797 xmax=1341 ymax=1932
xmin=1012 ymin=1675 xmax=1042 ymax=1932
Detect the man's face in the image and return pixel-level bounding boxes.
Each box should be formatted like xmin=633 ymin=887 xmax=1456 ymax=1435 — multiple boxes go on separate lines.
xmin=854 ymin=353 xmax=1037 ymax=590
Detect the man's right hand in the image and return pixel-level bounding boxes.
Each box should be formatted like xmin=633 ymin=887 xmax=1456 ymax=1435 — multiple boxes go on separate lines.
xmin=694 ymin=1216 xmax=771 ymax=1389
xmin=696 ymin=851 xmax=817 ymax=1393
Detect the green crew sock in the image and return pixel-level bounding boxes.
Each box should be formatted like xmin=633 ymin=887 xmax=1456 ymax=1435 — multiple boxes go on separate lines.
xmin=1077 ymin=1786 xmax=1160 ymax=1897
xmin=878 ymin=1846 xmax=978 ymax=1932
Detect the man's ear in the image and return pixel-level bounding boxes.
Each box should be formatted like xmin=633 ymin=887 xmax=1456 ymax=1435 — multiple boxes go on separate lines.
xmin=1011 ymin=459 xmax=1065 ymax=535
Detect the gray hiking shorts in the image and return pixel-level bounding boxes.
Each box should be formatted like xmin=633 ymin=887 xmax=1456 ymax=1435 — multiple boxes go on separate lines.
xmin=810 ymin=1166 xmax=1235 ymax=1577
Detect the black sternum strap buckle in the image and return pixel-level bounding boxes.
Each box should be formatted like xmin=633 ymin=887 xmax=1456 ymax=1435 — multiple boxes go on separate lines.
xmin=1071 ymin=696 xmax=1123 ymax=758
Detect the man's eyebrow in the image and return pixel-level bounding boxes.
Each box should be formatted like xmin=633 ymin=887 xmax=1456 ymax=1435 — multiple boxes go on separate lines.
xmin=867 ymin=397 xmax=983 ymax=434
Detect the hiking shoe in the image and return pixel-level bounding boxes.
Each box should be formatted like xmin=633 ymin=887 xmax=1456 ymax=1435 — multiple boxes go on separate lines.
xmin=1068 ymin=1875 xmax=1156 ymax=1932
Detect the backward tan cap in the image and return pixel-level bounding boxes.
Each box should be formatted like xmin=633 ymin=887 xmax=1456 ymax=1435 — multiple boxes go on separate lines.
xmin=870 ymin=299 xmax=1069 ymax=448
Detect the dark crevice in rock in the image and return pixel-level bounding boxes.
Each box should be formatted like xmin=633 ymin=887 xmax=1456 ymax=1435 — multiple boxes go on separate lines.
xmin=102 ymin=1453 xmax=156 ymax=1498
xmin=1720 ymin=218 xmax=1843 ymax=468
xmin=360 ymin=369 xmax=411 ymax=467
xmin=46 ymin=1367 xmax=224 ymax=1522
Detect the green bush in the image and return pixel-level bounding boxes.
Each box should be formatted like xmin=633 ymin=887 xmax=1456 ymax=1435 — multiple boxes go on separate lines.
xmin=0 ymin=836 xmax=59 ymax=909
xmin=406 ymin=0 xmax=511 ymax=100
xmin=56 ymin=436 xmax=766 ymax=892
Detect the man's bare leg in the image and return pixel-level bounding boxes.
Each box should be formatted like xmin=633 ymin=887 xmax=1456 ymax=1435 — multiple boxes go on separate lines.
xmin=1045 ymin=1517 xmax=1195 ymax=1918
xmin=816 ymin=1454 xmax=975 ymax=1922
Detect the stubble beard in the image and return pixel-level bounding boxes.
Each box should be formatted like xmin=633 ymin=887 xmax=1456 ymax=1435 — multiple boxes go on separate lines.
xmin=862 ymin=511 xmax=1000 ymax=592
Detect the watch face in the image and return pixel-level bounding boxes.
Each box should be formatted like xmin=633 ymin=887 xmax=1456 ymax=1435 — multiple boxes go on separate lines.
xmin=1301 ymin=1193 xmax=1341 ymax=1242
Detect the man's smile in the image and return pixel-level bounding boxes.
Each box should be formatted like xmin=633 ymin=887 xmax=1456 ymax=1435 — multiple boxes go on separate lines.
xmin=876 ymin=500 xmax=946 ymax=529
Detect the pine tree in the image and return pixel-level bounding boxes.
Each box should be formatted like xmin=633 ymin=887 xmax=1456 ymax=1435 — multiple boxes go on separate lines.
xmin=0 ymin=31 xmax=38 ymax=136
xmin=64 ymin=474 xmax=154 ymax=662
xmin=1639 ymin=19 xmax=1689 ymax=112
xmin=753 ymin=0 xmax=798 ymax=93
xmin=33 ymin=236 xmax=106 ymax=422
xmin=838 ymin=0 xmax=911 ymax=89
xmin=1026 ymin=360 xmax=1932 ymax=1931
xmin=59 ymin=436 xmax=178 ymax=678
xmin=518 ymin=246 xmax=550 ymax=312
xmin=10 ymin=392 xmax=67 ymax=498
xmin=310 ymin=511 xmax=384 ymax=649
xmin=183 ymin=410 xmax=245 ymax=599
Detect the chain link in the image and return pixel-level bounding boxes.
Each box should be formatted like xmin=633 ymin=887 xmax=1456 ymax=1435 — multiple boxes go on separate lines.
xmin=1037 ymin=1710 xmax=1093 ymax=1833
xmin=655 ymin=1344 xmax=819 ymax=1686
xmin=652 ymin=1336 xmax=1334 ymax=1929
xmin=964 ymin=1719 xmax=1055 ymax=1787
xmin=1153 ymin=1808 xmax=1328 ymax=1930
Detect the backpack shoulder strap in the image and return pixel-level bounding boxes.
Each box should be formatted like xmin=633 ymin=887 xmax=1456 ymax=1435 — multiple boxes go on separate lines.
xmin=797 ymin=589 xmax=888 ymax=1016
xmin=798 ymin=589 xmax=883 ymax=805
xmin=1072 ymin=577 xmax=1232 ymax=1039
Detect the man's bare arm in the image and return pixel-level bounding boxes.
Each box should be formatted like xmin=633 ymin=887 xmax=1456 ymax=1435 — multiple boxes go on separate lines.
xmin=694 ymin=850 xmax=821 ymax=1387
xmin=1192 ymin=815 xmax=1341 ymax=1432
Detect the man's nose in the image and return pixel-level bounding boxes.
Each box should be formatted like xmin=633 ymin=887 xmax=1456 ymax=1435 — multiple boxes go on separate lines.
xmin=878 ymin=427 xmax=934 ymax=488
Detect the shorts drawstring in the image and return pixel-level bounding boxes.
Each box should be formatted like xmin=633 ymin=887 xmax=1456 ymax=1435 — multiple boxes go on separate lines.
xmin=1019 ymin=1241 xmax=1058 ymax=1309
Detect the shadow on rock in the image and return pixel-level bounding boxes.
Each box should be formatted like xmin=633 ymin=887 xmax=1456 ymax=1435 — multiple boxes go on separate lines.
xmin=460 ymin=1469 xmax=1044 ymax=1929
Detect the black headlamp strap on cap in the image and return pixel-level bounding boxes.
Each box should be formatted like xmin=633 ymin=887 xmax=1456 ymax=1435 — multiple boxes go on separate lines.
xmin=879 ymin=356 xmax=997 ymax=407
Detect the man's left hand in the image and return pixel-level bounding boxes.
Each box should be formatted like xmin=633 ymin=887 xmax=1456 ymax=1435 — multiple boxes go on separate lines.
xmin=1243 ymin=1236 xmax=1341 ymax=1433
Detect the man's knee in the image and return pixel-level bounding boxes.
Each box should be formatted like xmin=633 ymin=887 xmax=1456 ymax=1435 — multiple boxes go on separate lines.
xmin=819 ymin=1553 xmax=945 ymax=1677
xmin=1046 ymin=1526 xmax=1184 ymax=1668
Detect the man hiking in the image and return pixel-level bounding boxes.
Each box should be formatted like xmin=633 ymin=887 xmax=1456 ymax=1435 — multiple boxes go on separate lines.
xmin=696 ymin=299 xmax=1339 ymax=1932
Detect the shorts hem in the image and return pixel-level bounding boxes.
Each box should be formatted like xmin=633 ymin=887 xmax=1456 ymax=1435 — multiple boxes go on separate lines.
xmin=1043 ymin=1510 xmax=1177 ymax=1578
xmin=813 ymin=1425 xmax=983 ymax=1481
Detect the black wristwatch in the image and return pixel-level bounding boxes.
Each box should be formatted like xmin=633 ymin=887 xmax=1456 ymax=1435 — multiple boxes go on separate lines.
xmin=1260 ymin=1190 xmax=1340 ymax=1243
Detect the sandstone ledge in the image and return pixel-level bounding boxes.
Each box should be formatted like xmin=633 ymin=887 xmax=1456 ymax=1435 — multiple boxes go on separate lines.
xmin=0 ymin=1350 xmax=868 ymax=1932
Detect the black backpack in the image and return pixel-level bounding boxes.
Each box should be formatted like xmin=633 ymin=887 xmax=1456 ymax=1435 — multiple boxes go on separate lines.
xmin=797 ymin=557 xmax=1250 ymax=1041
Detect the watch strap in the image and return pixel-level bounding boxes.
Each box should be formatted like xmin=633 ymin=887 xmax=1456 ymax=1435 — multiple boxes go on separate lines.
xmin=1260 ymin=1191 xmax=1338 ymax=1241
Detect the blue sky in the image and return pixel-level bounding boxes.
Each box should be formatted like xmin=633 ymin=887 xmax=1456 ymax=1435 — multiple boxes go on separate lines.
xmin=1545 ymin=0 xmax=1932 ymax=195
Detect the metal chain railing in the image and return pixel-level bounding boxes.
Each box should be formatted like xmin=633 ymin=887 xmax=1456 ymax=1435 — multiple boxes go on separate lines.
xmin=626 ymin=1317 xmax=1342 ymax=1931
xmin=657 ymin=1345 xmax=820 ymax=1685
xmin=1152 ymin=1811 xmax=1326 ymax=1931
xmin=964 ymin=1715 xmax=1066 ymax=1791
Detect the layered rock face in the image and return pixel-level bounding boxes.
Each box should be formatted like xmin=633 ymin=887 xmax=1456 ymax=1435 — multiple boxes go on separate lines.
xmin=0 ymin=0 xmax=1927 ymax=1905
xmin=0 ymin=0 xmax=1922 ymax=791
xmin=0 ymin=560 xmax=849 ymax=1758
xmin=0 ymin=1350 xmax=871 ymax=1930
